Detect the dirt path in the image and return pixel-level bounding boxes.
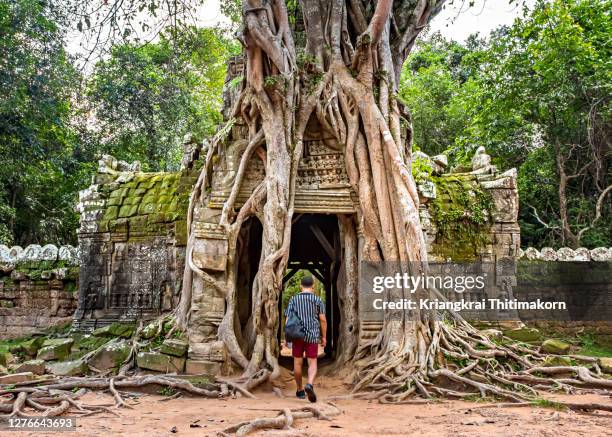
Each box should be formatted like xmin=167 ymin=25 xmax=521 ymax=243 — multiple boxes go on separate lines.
xmin=12 ymin=375 xmax=612 ymax=437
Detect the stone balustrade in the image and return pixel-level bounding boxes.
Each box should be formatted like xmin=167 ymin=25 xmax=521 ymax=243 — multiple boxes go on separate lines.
xmin=0 ymin=244 xmax=79 ymax=272
xmin=518 ymin=247 xmax=611 ymax=262
xmin=0 ymin=244 xmax=79 ymax=339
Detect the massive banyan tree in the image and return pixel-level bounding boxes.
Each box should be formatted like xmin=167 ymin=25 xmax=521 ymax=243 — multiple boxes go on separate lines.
xmin=175 ymin=0 xmax=612 ymax=402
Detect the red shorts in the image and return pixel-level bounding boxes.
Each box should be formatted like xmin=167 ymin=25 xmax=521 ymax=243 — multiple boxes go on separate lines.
xmin=291 ymin=339 xmax=318 ymax=359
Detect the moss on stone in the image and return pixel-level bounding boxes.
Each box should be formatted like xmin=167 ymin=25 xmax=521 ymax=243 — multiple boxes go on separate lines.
xmin=429 ymin=174 xmax=493 ymax=261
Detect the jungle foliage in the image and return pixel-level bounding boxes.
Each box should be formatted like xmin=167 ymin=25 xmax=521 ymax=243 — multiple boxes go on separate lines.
xmin=401 ymin=0 xmax=611 ymax=248
xmin=0 ymin=0 xmax=236 ymax=245
xmin=0 ymin=0 xmax=609 ymax=250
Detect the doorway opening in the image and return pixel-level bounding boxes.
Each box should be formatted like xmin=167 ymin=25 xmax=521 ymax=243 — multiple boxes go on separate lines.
xmin=278 ymin=214 xmax=342 ymax=367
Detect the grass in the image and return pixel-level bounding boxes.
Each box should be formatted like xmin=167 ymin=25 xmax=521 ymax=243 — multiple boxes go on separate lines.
xmin=530 ymin=398 xmax=567 ymax=411
xmin=576 ymin=333 xmax=612 ymax=358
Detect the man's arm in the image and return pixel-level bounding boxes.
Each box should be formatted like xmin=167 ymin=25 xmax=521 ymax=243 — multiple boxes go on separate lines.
xmin=319 ymin=313 xmax=327 ymax=347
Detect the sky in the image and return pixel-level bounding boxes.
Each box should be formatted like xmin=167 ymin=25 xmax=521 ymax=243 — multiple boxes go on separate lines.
xmin=67 ymin=0 xmax=535 ymax=62
xmin=429 ymin=0 xmax=535 ymax=41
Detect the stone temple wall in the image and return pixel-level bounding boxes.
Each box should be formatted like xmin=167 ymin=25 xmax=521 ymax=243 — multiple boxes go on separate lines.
xmin=515 ymin=247 xmax=612 ymax=347
xmin=0 ymin=245 xmax=79 ymax=339
xmin=73 ymin=156 xmax=196 ymax=330
xmin=358 ymin=148 xmax=522 ymax=343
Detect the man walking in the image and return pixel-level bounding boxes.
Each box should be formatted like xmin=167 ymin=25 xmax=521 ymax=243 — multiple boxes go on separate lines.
xmin=285 ymin=275 xmax=327 ymax=402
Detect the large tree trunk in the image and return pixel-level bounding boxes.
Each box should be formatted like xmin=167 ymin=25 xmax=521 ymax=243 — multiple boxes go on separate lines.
xmin=175 ymin=0 xmax=611 ymax=401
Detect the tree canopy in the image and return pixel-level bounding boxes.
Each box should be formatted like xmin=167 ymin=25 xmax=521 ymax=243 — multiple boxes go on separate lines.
xmin=401 ymin=0 xmax=611 ymax=248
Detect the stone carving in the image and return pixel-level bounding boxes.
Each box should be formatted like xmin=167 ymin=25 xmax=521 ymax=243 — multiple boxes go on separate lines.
xmin=41 ymin=244 xmax=59 ymax=261
xmin=519 ymin=246 xmax=610 ymax=262
xmin=98 ymin=154 xmax=141 ymax=174
xmin=58 ymin=245 xmax=79 ymax=264
xmin=193 ymin=223 xmax=229 ymax=272
xmin=22 ymin=244 xmax=43 ymax=261
xmin=540 ymin=247 xmax=558 ymax=261
xmin=524 ymin=247 xmax=542 ymax=261
xmin=471 ymin=146 xmax=491 ymax=172
xmin=0 ymin=244 xmax=79 ymax=272
xmin=574 ymin=247 xmax=591 ymax=261
xmin=180 ymin=133 xmax=204 ymax=170
xmin=417 ymin=180 xmax=437 ymax=202
xmin=556 ymin=247 xmax=575 ymax=261
xmin=591 ymin=247 xmax=612 ymax=262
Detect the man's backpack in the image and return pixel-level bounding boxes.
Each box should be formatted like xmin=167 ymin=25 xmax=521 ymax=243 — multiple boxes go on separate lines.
xmin=285 ymin=305 xmax=305 ymax=341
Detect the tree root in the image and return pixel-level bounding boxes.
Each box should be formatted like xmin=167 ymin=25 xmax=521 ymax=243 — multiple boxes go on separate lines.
xmin=218 ymin=403 xmax=341 ymax=437
xmin=352 ymin=316 xmax=612 ymax=412
xmin=0 ymin=374 xmax=255 ymax=421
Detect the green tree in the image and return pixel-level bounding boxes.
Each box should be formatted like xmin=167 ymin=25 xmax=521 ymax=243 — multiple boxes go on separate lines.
xmin=85 ymin=28 xmax=239 ymax=171
xmin=468 ymin=0 xmax=611 ymax=247
xmin=0 ymin=0 xmax=82 ymax=245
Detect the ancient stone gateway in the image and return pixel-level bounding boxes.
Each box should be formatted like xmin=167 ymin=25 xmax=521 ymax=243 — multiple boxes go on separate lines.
xmin=75 ymin=57 xmax=521 ymax=375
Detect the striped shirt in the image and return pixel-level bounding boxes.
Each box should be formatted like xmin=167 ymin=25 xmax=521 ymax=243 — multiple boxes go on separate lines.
xmin=285 ymin=292 xmax=325 ymax=344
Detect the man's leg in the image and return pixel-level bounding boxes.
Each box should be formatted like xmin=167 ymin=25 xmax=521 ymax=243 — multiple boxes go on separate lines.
xmin=306 ymin=357 xmax=317 ymax=385
xmin=304 ymin=343 xmax=319 ymax=402
xmin=293 ymin=357 xmax=304 ymax=390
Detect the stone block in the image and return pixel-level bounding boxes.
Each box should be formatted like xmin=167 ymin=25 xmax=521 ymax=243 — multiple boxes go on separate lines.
xmin=542 ymin=356 xmax=571 ymax=367
xmin=88 ymin=340 xmax=130 ymax=372
xmin=103 ymin=206 xmax=119 ymax=220
xmin=598 ymin=357 xmax=612 ymax=374
xmin=503 ymin=327 xmax=541 ymax=342
xmin=15 ymin=359 xmax=45 ymax=375
xmin=37 ymin=338 xmax=74 ymax=360
xmin=160 ymin=339 xmax=188 ymax=357
xmin=92 ymin=323 xmax=135 ymax=338
xmin=136 ymin=352 xmax=185 ymax=373
xmin=46 ymin=359 xmax=88 ymax=376
xmin=118 ymin=204 xmax=139 ymax=218
xmin=0 ymin=372 xmax=35 ymax=384
xmin=185 ymin=359 xmax=221 ymax=375
xmin=21 ymin=337 xmax=45 ymax=356
xmin=0 ymin=352 xmax=14 ymax=367
xmin=541 ymin=339 xmax=570 ymax=355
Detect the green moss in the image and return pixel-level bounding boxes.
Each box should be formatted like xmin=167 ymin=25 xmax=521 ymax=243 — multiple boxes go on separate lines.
xmin=103 ymin=206 xmax=119 ymax=220
xmin=429 ymin=174 xmax=493 ymax=261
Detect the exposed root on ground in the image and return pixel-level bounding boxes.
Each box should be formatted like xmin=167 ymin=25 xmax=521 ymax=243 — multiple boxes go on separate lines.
xmin=352 ymin=314 xmax=611 ymax=412
xmin=218 ymin=403 xmax=341 ymax=437
xmin=0 ymin=374 xmax=254 ymax=420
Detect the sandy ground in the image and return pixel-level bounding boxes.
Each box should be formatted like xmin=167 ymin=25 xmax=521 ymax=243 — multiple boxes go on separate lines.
xmin=10 ymin=372 xmax=611 ymax=437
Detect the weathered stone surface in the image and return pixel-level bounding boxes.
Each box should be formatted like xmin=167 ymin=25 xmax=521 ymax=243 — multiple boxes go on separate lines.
xmin=0 ymin=352 xmax=14 ymax=367
xmin=185 ymin=359 xmax=221 ymax=375
xmin=480 ymin=329 xmax=503 ymax=341
xmin=136 ymin=352 xmax=185 ymax=373
xmin=543 ymin=356 xmax=571 ymax=367
xmin=141 ymin=323 xmax=158 ymax=339
xmin=591 ymin=247 xmax=611 ymax=262
xmin=503 ymin=327 xmax=541 ymax=342
xmin=540 ymin=247 xmax=558 ymax=261
xmin=92 ymin=323 xmax=135 ymax=338
xmin=471 ymin=146 xmax=491 ymax=171
xmin=524 ymin=247 xmax=542 ymax=261
xmin=15 ymin=359 xmax=45 ymax=375
xmin=0 ymin=372 xmax=35 ymax=384
xmin=541 ymin=339 xmax=570 ymax=355
xmin=21 ymin=337 xmax=46 ymax=356
xmin=556 ymin=247 xmax=575 ymax=261
xmin=88 ymin=340 xmax=130 ymax=372
xmin=188 ymin=341 xmax=227 ymax=362
xmin=46 ymin=359 xmax=88 ymax=376
xmin=0 ymin=364 xmax=7 ymax=375
xmin=37 ymin=338 xmax=74 ymax=360
xmin=598 ymin=357 xmax=612 ymax=373
xmin=160 ymin=339 xmax=188 ymax=357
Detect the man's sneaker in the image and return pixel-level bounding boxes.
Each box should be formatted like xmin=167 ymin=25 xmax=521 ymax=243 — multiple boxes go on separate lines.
xmin=296 ymin=390 xmax=306 ymax=399
xmin=304 ymin=383 xmax=317 ymax=403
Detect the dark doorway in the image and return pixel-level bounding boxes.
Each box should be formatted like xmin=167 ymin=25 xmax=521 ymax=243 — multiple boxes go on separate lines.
xmin=279 ymin=214 xmax=342 ymax=366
